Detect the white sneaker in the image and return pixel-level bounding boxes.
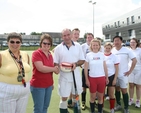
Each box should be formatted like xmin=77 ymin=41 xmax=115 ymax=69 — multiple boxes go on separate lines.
xmin=128 ymin=98 xmax=134 ymax=105
xmin=110 ymin=109 xmax=114 ymax=113
xmin=135 ymin=100 xmax=140 ymax=108
xmin=114 ymin=104 xmax=122 ymax=111
xmin=106 ymin=96 xmax=109 ymax=100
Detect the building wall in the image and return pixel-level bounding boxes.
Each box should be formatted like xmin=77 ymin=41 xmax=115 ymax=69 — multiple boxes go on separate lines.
xmin=102 ymin=7 xmax=141 ymax=42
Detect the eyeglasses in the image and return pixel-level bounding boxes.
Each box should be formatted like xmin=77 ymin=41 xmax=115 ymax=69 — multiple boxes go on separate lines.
xmin=10 ymin=40 xmax=21 ymax=44
xmin=42 ymin=42 xmax=51 ymax=45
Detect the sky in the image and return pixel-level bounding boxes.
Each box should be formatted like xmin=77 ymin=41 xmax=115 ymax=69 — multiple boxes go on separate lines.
xmin=0 ymin=0 xmax=141 ymax=38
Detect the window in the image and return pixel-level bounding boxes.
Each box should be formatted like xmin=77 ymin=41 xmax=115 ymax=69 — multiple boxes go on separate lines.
xmin=131 ymin=16 xmax=135 ymax=23
xmin=128 ymin=29 xmax=132 ymax=36
xmin=116 ymin=32 xmax=119 ymax=36
xmin=105 ymin=34 xmax=110 ymax=39
xmin=138 ymin=16 xmax=140 ymax=19
xmin=114 ymin=22 xmax=117 ymax=28
xmin=127 ymin=17 xmax=129 ymax=25
xmin=118 ymin=21 xmax=120 ymax=27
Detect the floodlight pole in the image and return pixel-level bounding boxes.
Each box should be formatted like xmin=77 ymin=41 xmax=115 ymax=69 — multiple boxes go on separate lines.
xmin=89 ymin=1 xmax=96 ymax=35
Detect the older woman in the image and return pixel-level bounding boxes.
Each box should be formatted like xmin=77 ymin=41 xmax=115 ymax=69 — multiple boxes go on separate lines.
xmin=0 ymin=32 xmax=31 ymax=113
xmin=30 ymin=34 xmax=59 ymax=113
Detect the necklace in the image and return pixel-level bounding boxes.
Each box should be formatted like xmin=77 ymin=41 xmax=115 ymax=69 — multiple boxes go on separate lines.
xmin=9 ymin=49 xmax=26 ymax=87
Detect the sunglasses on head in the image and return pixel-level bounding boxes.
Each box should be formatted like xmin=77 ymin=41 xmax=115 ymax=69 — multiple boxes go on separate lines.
xmin=42 ymin=42 xmax=51 ymax=45
xmin=10 ymin=40 xmax=21 ymax=44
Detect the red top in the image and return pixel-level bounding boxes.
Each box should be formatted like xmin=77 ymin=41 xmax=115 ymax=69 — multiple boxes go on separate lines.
xmin=30 ymin=48 xmax=54 ymax=88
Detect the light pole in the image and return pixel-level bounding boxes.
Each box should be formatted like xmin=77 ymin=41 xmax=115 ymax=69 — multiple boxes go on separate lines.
xmin=89 ymin=0 xmax=96 ymax=35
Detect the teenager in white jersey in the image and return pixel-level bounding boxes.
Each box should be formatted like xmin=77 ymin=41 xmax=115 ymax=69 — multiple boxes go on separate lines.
xmin=81 ymin=32 xmax=94 ymax=110
xmin=104 ymin=42 xmax=119 ymax=113
xmin=128 ymin=38 xmax=141 ymax=108
xmin=84 ymin=39 xmax=109 ymax=113
xmin=54 ymin=28 xmax=85 ymax=113
xmin=112 ymin=36 xmax=137 ymax=113
xmin=67 ymin=28 xmax=81 ymax=108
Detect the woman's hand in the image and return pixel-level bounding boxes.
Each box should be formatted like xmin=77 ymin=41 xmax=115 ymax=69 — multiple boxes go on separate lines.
xmin=106 ymin=77 xmax=109 ymax=85
xmin=54 ymin=66 xmax=59 ymax=74
xmin=86 ymin=79 xmax=90 ymax=87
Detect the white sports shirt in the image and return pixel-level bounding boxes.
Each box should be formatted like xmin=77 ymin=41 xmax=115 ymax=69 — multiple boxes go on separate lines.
xmin=129 ymin=47 xmax=141 ymax=69
xmin=85 ymin=51 xmax=106 ymax=78
xmin=54 ymin=42 xmax=85 ymax=82
xmin=112 ymin=47 xmax=135 ymax=77
xmin=104 ymin=53 xmax=119 ymax=77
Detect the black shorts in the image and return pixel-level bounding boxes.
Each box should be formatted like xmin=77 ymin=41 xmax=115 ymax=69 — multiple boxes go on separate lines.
xmin=82 ymin=69 xmax=89 ymax=88
xmin=107 ymin=74 xmax=116 ymax=87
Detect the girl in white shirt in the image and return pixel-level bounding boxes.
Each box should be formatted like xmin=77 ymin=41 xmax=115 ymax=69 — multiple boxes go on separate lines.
xmin=104 ymin=42 xmax=119 ymax=113
xmin=84 ymin=39 xmax=109 ymax=113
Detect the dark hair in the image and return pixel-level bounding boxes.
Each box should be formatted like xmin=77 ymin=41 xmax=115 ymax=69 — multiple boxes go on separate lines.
xmin=72 ymin=28 xmax=80 ymax=33
xmin=113 ymin=36 xmax=123 ymax=41
xmin=40 ymin=34 xmax=53 ymax=47
xmin=86 ymin=33 xmax=94 ymax=38
xmin=130 ymin=38 xmax=139 ymax=48
xmin=7 ymin=32 xmax=22 ymax=43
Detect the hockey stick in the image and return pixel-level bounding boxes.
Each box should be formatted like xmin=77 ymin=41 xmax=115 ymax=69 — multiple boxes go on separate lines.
xmin=72 ymin=71 xmax=81 ymax=113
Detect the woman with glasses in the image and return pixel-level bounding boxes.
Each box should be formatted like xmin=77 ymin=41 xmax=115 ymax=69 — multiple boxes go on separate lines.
xmin=30 ymin=34 xmax=59 ymax=113
xmin=128 ymin=38 xmax=141 ymax=108
xmin=0 ymin=32 xmax=31 ymax=113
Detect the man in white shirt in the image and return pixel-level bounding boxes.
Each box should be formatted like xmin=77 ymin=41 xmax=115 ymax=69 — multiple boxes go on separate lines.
xmin=112 ymin=36 xmax=137 ymax=113
xmin=54 ymin=28 xmax=85 ymax=113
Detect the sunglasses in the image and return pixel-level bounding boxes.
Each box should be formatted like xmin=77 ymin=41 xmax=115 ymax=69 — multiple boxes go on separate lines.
xmin=10 ymin=40 xmax=21 ymax=44
xmin=42 ymin=42 xmax=51 ymax=45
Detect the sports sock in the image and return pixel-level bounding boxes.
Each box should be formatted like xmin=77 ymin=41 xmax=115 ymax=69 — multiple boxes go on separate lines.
xmin=98 ymin=103 xmax=103 ymax=113
xmin=81 ymin=91 xmax=86 ymax=102
xmin=109 ymin=98 xmax=115 ymax=109
xmin=122 ymin=93 xmax=129 ymax=109
xmin=90 ymin=102 xmax=95 ymax=112
xmin=115 ymin=90 xmax=121 ymax=105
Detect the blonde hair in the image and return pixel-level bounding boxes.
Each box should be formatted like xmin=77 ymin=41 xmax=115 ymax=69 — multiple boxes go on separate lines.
xmin=104 ymin=42 xmax=113 ymax=48
xmin=90 ymin=39 xmax=101 ymax=51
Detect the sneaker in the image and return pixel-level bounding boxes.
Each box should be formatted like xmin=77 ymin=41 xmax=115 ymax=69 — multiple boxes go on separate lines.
xmin=135 ymin=100 xmax=140 ymax=108
xmin=106 ymin=96 xmax=110 ymax=100
xmin=128 ymin=98 xmax=134 ymax=105
xmin=81 ymin=102 xmax=86 ymax=110
xmin=124 ymin=109 xmax=129 ymax=113
xmin=114 ymin=104 xmax=122 ymax=111
xmin=110 ymin=109 xmax=114 ymax=113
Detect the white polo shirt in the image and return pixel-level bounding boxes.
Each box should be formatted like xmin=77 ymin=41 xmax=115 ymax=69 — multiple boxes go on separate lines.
xmin=104 ymin=53 xmax=119 ymax=77
xmin=85 ymin=51 xmax=105 ymax=78
xmin=54 ymin=41 xmax=85 ymax=82
xmin=112 ymin=47 xmax=135 ymax=77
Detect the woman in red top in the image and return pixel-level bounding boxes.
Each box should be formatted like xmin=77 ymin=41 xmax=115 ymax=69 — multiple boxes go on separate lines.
xmin=30 ymin=34 xmax=59 ymax=113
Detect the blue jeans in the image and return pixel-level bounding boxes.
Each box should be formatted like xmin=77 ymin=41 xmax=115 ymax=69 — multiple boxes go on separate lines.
xmin=30 ymin=86 xmax=53 ymax=113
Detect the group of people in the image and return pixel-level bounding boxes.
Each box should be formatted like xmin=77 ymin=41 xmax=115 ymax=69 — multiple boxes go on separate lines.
xmin=0 ymin=28 xmax=141 ymax=113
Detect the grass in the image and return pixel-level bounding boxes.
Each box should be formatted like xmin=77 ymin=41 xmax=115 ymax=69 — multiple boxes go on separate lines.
xmin=0 ymin=50 xmax=140 ymax=113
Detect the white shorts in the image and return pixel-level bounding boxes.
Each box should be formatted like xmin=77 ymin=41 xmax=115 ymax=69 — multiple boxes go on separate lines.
xmin=129 ymin=69 xmax=141 ymax=85
xmin=0 ymin=82 xmax=30 ymax=113
xmin=116 ymin=76 xmax=128 ymax=88
xmin=58 ymin=78 xmax=82 ymax=97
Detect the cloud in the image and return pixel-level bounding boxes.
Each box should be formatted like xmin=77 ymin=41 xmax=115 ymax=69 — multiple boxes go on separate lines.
xmin=0 ymin=0 xmax=141 ymax=38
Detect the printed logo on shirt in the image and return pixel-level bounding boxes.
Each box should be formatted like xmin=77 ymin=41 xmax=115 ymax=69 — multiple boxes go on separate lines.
xmin=93 ymin=57 xmax=100 ymax=60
